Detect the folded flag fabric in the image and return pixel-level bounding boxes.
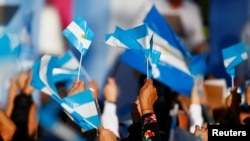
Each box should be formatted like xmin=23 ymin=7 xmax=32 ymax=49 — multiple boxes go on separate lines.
xmin=222 ymin=42 xmax=248 ymax=77
xmin=53 ymin=51 xmax=79 ymax=82
xmin=189 ymin=53 xmax=207 ymax=76
xmin=120 ymin=5 xmax=193 ymax=97
xmin=31 ymin=55 xmax=59 ymax=96
xmin=105 ymin=24 xmax=161 ymax=78
xmin=31 ymin=55 xmax=100 ymax=130
xmin=63 ymin=16 xmax=94 ymax=55
xmin=61 ymin=90 xmax=101 ymax=130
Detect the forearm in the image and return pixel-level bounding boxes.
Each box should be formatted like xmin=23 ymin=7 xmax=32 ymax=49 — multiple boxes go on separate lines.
xmin=5 ymin=82 xmax=18 ymax=117
xmin=0 ymin=110 xmax=16 ymax=141
xmin=189 ymin=104 xmax=203 ymax=133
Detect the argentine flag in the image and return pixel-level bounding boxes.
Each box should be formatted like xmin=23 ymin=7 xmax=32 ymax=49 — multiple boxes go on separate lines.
xmin=105 ymin=24 xmax=161 ymax=78
xmin=61 ymin=90 xmax=101 ymax=130
xmin=120 ymin=6 xmax=193 ymax=96
xmin=31 ymin=55 xmax=100 ymax=130
xmin=63 ymin=16 xmax=94 ymax=55
xmin=222 ymin=42 xmax=248 ymax=77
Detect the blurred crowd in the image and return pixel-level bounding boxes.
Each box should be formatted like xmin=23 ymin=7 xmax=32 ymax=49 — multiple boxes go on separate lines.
xmin=1 ymin=0 xmax=250 ymax=141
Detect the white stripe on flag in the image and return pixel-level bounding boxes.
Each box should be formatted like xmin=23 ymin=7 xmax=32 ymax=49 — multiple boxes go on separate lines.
xmin=106 ymin=36 xmax=129 ymax=49
xmin=74 ymin=101 xmax=98 ymax=118
xmin=224 ymin=56 xmax=236 ymax=68
xmin=61 ymin=103 xmax=74 ymax=114
xmin=39 ymin=56 xmax=57 ymax=95
xmin=61 ymin=57 xmax=79 ymax=70
xmin=137 ymin=32 xmax=152 ymax=50
xmin=151 ymin=31 xmax=191 ymax=75
xmin=67 ymin=21 xmax=91 ymax=49
xmin=53 ymin=68 xmax=78 ymax=75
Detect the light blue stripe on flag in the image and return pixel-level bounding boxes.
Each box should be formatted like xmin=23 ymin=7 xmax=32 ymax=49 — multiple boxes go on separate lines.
xmin=63 ymin=16 xmax=94 ymax=55
xmin=222 ymin=42 xmax=248 ymax=76
xmin=190 ymin=53 xmax=207 ymax=76
xmin=105 ymin=26 xmax=143 ymax=50
xmin=120 ymin=50 xmax=193 ymax=97
xmin=31 ymin=55 xmax=59 ymax=96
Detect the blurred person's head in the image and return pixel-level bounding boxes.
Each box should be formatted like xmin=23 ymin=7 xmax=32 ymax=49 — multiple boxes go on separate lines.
xmin=168 ymin=0 xmax=183 ymax=8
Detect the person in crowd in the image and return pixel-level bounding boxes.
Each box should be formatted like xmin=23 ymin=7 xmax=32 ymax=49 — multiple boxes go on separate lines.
xmin=101 ymin=77 xmax=120 ymax=138
xmin=4 ymin=71 xmax=38 ymax=141
xmin=216 ymin=87 xmax=242 ymax=125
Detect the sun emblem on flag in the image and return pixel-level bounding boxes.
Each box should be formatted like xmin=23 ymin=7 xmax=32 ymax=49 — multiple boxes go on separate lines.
xmin=81 ymin=34 xmax=85 ymax=39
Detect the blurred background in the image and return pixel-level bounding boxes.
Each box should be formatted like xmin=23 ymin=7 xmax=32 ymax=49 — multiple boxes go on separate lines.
xmin=0 ymin=0 xmax=250 ymax=139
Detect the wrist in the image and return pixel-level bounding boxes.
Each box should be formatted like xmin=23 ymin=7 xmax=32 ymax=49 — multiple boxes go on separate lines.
xmin=105 ymin=100 xmax=116 ymax=104
xmin=141 ymin=108 xmax=154 ymax=115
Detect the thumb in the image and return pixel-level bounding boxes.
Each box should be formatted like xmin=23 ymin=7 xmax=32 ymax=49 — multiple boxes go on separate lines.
xmin=98 ymin=125 xmax=105 ymax=133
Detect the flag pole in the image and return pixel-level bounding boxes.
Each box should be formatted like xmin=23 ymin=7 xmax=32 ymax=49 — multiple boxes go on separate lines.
xmin=81 ymin=66 xmax=91 ymax=82
xmin=231 ymin=75 xmax=234 ymax=88
xmin=146 ymin=57 xmax=149 ymax=79
xmin=77 ymin=52 xmax=83 ymax=81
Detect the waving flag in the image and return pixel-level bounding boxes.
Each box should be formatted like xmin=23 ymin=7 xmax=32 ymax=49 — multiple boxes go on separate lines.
xmin=222 ymin=42 xmax=248 ymax=77
xmin=31 ymin=55 xmax=100 ymax=130
xmin=120 ymin=6 xmax=193 ymax=96
xmin=62 ymin=16 xmax=94 ymax=56
xmin=105 ymin=24 xmax=161 ymax=78
xmin=61 ymin=90 xmax=101 ymax=130
xmin=189 ymin=53 xmax=207 ymax=76
xmin=31 ymin=55 xmax=59 ymax=96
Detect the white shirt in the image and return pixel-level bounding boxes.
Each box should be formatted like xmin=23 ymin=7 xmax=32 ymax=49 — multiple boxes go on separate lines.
xmin=101 ymin=101 xmax=120 ymax=138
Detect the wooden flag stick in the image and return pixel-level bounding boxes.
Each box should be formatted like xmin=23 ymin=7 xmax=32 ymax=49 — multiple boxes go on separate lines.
xmin=77 ymin=52 xmax=83 ymax=81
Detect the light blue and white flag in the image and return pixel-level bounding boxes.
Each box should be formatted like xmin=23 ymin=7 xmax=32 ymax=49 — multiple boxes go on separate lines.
xmin=31 ymin=55 xmax=59 ymax=97
xmin=222 ymin=42 xmax=248 ymax=87
xmin=54 ymin=51 xmax=92 ymax=82
xmin=61 ymin=90 xmax=101 ymax=130
xmin=62 ymin=16 xmax=94 ymax=56
xmin=120 ymin=6 xmax=193 ymax=96
xmin=105 ymin=24 xmax=161 ymax=78
xmin=222 ymin=42 xmax=248 ymax=77
xmin=31 ymin=55 xmax=100 ymax=130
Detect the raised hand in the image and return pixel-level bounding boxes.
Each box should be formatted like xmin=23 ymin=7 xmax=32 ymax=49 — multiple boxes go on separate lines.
xmin=138 ymin=79 xmax=158 ymax=115
xmin=103 ymin=77 xmax=118 ymax=103
xmin=68 ymin=80 xmax=86 ymax=96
